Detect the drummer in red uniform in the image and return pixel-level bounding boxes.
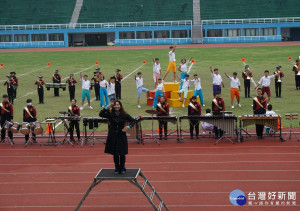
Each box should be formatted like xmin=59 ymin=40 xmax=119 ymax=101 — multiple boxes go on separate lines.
xmin=0 ymin=94 xmax=14 ymax=145
xmin=23 ymin=99 xmax=37 ymax=145
xmin=68 ymin=99 xmax=81 ymax=143
xmin=156 ymin=96 xmax=169 ymax=140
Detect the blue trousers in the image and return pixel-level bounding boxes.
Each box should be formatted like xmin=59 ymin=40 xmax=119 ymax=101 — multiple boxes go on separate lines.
xmin=152 ymin=91 xmax=163 ymax=107
xmin=100 ymin=88 xmax=109 ymax=107
xmin=179 ymin=72 xmax=188 ymax=90
xmin=193 ymin=89 xmax=205 ymax=105
xmin=213 ymin=85 xmax=221 ymax=96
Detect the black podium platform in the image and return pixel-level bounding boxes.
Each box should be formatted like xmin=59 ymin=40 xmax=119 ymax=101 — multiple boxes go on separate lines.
xmin=76 ymin=168 xmax=169 ymax=211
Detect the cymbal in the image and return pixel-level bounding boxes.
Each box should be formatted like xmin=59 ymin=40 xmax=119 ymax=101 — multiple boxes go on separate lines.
xmin=145 ymin=110 xmax=159 ymax=114
xmin=59 ymin=111 xmax=70 ymax=115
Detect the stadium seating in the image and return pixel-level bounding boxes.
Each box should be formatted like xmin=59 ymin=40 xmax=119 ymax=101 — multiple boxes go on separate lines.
xmin=0 ymin=0 xmax=76 ymax=25
xmin=78 ymin=0 xmax=193 ymax=23
xmin=200 ymin=0 xmax=299 ymax=20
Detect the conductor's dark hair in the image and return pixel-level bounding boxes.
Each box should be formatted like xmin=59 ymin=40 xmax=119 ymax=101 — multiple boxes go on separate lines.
xmin=190 ymin=96 xmax=197 ymax=101
xmin=267 ymin=104 xmax=273 ymax=111
xmin=215 ymin=91 xmax=221 ymax=96
xmin=110 ymin=100 xmax=127 ymax=117
xmin=206 ymin=109 xmax=211 ymax=113
xmin=2 ymin=94 xmax=8 ymax=98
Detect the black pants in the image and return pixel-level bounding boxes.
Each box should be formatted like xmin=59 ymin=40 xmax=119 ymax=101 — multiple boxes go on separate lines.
xmin=68 ymin=85 xmax=75 ymax=101
xmin=214 ymin=126 xmax=223 ymax=137
xmin=256 ymin=124 xmax=264 ymax=137
xmin=94 ymin=84 xmax=100 ymax=100
xmin=244 ymin=79 xmax=250 ymax=97
xmin=296 ymin=75 xmax=300 ymax=89
xmin=69 ymin=121 xmax=80 ymax=140
xmin=115 ymin=82 xmax=121 ymax=99
xmin=189 ymin=120 xmax=199 ymax=137
xmin=1 ymin=120 xmax=13 ymax=141
xmin=13 ymin=87 xmax=17 ymax=99
xmin=275 ymin=81 xmax=282 ymax=97
xmin=159 ymin=121 xmax=168 ymax=137
xmin=54 ymin=82 xmax=59 ymax=96
xmin=113 ymin=155 xmax=126 ymax=170
xmin=7 ymin=88 xmax=14 ymax=104
xmin=38 ymin=88 xmax=44 ymax=103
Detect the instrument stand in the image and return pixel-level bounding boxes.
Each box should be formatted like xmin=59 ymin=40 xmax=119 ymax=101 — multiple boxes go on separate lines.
xmin=215 ymin=113 xmax=235 ymax=145
xmin=150 ymin=113 xmax=159 ymax=145
xmin=76 ymin=168 xmax=169 ymax=211
xmin=25 ymin=135 xmax=42 ymax=147
xmin=5 ymin=136 xmax=14 ymax=147
xmin=285 ymin=118 xmax=299 ymax=141
xmin=82 ymin=124 xmax=105 ymax=147
xmin=59 ymin=114 xmax=74 ymax=146
xmin=43 ymin=122 xmax=58 ymax=146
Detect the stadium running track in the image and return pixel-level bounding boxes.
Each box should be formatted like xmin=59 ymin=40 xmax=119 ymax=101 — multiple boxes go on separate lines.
xmin=0 ymin=128 xmax=300 ymax=211
xmin=1 ymin=42 xmax=300 ymax=210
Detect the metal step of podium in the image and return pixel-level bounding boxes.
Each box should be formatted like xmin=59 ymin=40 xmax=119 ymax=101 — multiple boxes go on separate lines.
xmin=76 ymin=168 xmax=169 ymax=211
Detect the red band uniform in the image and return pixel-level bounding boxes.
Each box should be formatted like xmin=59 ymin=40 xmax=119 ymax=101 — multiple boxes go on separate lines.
xmin=253 ymin=96 xmax=267 ymax=138
xmin=0 ymin=101 xmax=13 ymax=142
xmin=23 ymin=105 xmax=37 ymax=143
xmin=4 ymin=77 xmax=16 ymax=104
xmin=35 ymin=77 xmax=45 ymax=104
xmin=53 ymin=72 xmax=61 ymax=96
xmin=68 ymin=105 xmax=81 ymax=141
xmin=242 ymin=70 xmax=253 ymax=98
xmin=156 ymin=102 xmax=169 ymax=139
xmin=188 ymin=101 xmax=201 ymax=138
xmin=66 ymin=76 xmax=77 ymax=102
xmin=211 ymin=97 xmax=225 ymax=138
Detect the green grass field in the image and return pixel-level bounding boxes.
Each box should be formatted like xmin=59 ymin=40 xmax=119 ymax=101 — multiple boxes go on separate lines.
xmin=0 ymin=45 xmax=299 ymax=132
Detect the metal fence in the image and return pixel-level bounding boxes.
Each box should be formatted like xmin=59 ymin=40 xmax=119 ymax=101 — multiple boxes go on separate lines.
xmin=115 ymin=38 xmax=191 ymax=46
xmin=0 ymin=20 xmax=193 ymax=31
xmin=0 ymin=41 xmax=64 ymax=48
xmin=203 ymin=35 xmax=281 ymax=43
xmin=202 ymin=17 xmax=300 ymax=25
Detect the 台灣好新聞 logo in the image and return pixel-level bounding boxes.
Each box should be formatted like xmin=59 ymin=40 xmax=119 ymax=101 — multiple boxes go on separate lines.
xmin=229 ymin=189 xmax=247 ymax=206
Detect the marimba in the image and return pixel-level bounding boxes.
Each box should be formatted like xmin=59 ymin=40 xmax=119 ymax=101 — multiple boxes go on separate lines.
xmin=238 ymin=115 xmax=283 ymax=142
xmin=45 ymin=83 xmax=66 ymax=91
xmin=179 ymin=115 xmax=238 ymax=139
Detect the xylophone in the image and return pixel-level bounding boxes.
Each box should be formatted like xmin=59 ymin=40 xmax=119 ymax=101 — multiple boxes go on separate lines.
xmin=179 ymin=115 xmax=238 ymax=138
xmin=45 ymin=83 xmax=66 ymax=91
xmin=238 ymin=115 xmax=283 ymax=142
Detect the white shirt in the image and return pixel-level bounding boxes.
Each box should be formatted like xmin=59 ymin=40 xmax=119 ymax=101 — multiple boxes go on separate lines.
xmin=191 ymin=78 xmax=202 ymax=90
xmin=266 ymin=110 xmax=276 ymax=116
xmin=136 ymin=77 xmax=143 ymax=89
xmin=179 ymin=62 xmax=189 ymax=73
xmin=202 ymin=113 xmax=213 ymax=128
xmin=153 ymin=63 xmax=161 ymax=74
xmin=169 ymin=51 xmax=176 ymax=62
xmin=156 ymin=83 xmax=165 ymax=91
xmin=228 ymin=77 xmax=240 ymax=89
xmin=107 ymin=83 xmax=115 ymax=95
xmin=211 ymin=73 xmax=223 ymax=85
xmin=99 ymin=80 xmax=108 ymax=87
xmin=258 ymin=75 xmax=275 ymax=87
xmin=181 ymin=79 xmax=190 ymax=89
xmin=81 ymin=79 xmax=90 ymax=90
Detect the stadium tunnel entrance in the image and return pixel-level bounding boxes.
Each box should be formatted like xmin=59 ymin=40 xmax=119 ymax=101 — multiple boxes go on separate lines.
xmin=68 ymin=33 xmax=115 ymax=46
xmin=281 ymin=27 xmax=300 ymax=41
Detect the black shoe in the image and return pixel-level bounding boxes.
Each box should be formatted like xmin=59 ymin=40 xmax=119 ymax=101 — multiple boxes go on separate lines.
xmin=190 ymin=136 xmax=193 ymax=139
xmin=25 ymin=139 xmax=29 ymax=145
xmin=159 ymin=136 xmax=162 ymax=140
xmin=164 ymin=136 xmax=167 ymax=140
xmin=214 ymin=135 xmax=218 ymax=139
xmin=196 ymin=136 xmax=199 ymax=139
xmin=114 ymin=169 xmax=119 ymax=175
xmin=121 ymin=168 xmax=126 ymax=174
xmin=257 ymin=136 xmax=263 ymax=139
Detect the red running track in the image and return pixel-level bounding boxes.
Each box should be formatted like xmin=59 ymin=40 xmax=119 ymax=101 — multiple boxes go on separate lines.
xmin=0 ymin=134 xmax=300 ymax=211
xmin=0 ymin=42 xmax=300 ymax=53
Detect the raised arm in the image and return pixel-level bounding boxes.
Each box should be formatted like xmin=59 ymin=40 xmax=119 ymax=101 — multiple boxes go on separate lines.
xmin=210 ymin=65 xmax=213 ymax=73
xmin=79 ymin=72 xmax=83 ymax=79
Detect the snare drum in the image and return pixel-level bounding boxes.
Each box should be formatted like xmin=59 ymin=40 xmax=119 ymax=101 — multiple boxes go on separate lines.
xmin=20 ymin=122 xmax=30 ymax=135
xmin=3 ymin=121 xmax=13 ymax=130
xmin=33 ymin=121 xmax=43 ymax=135
xmin=10 ymin=122 xmax=20 ymax=133
xmin=45 ymin=83 xmax=54 ymax=91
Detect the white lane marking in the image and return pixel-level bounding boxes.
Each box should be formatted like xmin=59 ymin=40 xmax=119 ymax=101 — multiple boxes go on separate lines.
xmin=0 ymin=160 xmax=299 ymax=166
xmin=121 ymin=64 xmax=145 ymax=81
xmin=0 ymin=152 xmax=299 ymax=157
xmin=0 ymin=66 xmax=47 ymax=82
xmin=0 ymin=169 xmax=300 ymax=175
xmin=1 ymin=180 xmax=300 ymax=185
xmin=187 ymin=63 xmax=194 ymax=74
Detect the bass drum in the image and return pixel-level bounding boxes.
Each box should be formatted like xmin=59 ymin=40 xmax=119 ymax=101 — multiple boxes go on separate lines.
xmin=33 ymin=122 xmax=43 ymax=135
xmin=20 ymin=122 xmax=30 ymax=135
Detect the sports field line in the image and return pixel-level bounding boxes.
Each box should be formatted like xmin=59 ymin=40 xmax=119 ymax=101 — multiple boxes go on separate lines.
xmin=14 ymin=65 xmax=95 ymax=102
xmin=0 ymin=169 xmax=299 ymax=175
xmin=1 ymin=160 xmax=299 ymax=166
xmin=0 ymin=66 xmax=48 ymax=82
